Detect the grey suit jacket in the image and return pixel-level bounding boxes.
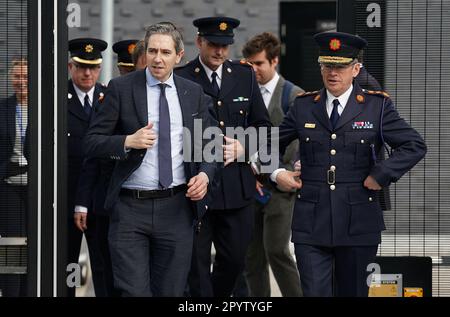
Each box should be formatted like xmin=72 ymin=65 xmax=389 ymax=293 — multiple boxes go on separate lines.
xmin=84 ymin=69 xmax=216 ymax=220
xmin=268 ymin=75 xmax=304 ymax=169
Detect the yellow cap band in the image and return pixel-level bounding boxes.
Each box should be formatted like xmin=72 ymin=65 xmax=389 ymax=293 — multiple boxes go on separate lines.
xmin=117 ymin=62 xmax=135 ymax=67
xmin=318 ymin=56 xmax=354 ymax=64
xmin=72 ymin=56 xmax=103 ymax=65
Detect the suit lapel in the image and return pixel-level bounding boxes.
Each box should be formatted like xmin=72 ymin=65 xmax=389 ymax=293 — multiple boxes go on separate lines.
xmin=68 ymin=80 xmax=90 ymax=122
xmin=219 ymin=60 xmax=238 ymax=98
xmin=312 ymin=88 xmax=332 ymax=132
xmin=92 ymin=83 xmax=101 ymax=110
xmin=334 ymin=85 xmax=364 ymax=131
xmin=132 ymin=69 xmax=149 ymax=126
xmin=173 ymin=74 xmax=192 ymax=131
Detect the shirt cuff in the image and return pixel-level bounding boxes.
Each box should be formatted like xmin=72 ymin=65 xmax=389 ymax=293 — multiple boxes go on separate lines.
xmin=74 ymin=205 xmax=88 ymax=213
xmin=270 ymin=168 xmax=286 ymax=183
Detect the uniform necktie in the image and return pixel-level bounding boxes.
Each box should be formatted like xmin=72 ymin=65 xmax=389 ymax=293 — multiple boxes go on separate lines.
xmin=158 ymin=83 xmax=173 ymax=189
xmin=330 ymin=99 xmax=340 ymax=129
xmin=211 ymin=71 xmax=220 ymax=96
xmin=83 ymin=94 xmax=92 ymax=118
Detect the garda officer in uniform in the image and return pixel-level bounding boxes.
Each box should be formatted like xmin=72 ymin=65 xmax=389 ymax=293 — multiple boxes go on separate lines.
xmin=175 ymin=17 xmax=272 ymax=297
xmin=112 ymin=39 xmax=139 ymax=75
xmin=68 ymin=38 xmax=108 ymax=297
xmin=273 ymin=32 xmax=427 ymax=296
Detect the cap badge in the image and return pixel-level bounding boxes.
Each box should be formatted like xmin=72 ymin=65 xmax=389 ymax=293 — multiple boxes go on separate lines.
xmin=85 ymin=44 xmax=94 ymax=53
xmin=219 ymin=22 xmax=228 ymax=31
xmin=329 ymin=38 xmax=341 ymax=51
xmin=128 ymin=43 xmax=136 ymax=54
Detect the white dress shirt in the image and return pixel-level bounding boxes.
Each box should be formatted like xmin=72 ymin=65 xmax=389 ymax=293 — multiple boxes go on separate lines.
xmin=325 ymin=84 xmax=353 ymax=117
xmin=199 ymin=57 xmax=223 ymax=88
xmin=73 ymin=83 xmax=95 ymax=108
xmin=259 ymin=72 xmax=280 ymax=109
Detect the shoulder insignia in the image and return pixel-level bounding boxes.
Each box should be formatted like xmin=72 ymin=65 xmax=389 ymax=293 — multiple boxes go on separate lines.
xmin=364 ymin=89 xmax=390 ymax=98
xmin=234 ymin=59 xmax=252 ymax=67
xmin=297 ymin=90 xmax=319 ymax=98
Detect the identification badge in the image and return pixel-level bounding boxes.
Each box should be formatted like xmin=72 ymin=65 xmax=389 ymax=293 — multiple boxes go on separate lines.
xmin=305 ymin=123 xmax=316 ymax=129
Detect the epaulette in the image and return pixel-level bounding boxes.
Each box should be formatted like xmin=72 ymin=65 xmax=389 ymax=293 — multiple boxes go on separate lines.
xmin=297 ymin=91 xmax=319 ymax=98
xmin=230 ymin=59 xmax=253 ymax=67
xmin=363 ymin=89 xmax=390 ymax=98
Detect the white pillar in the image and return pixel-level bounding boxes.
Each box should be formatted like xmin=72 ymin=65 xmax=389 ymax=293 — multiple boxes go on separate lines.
xmin=100 ymin=0 xmax=114 ymax=84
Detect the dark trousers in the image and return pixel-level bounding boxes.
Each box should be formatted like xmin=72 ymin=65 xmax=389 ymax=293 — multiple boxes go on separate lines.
xmin=0 ymin=182 xmax=27 ymax=297
xmin=67 ymin=212 xmax=111 ymax=297
xmin=109 ymin=191 xmax=194 ymax=297
xmin=94 ymin=214 xmax=119 ymax=297
xmin=188 ymin=204 xmax=254 ymax=297
xmin=294 ymin=244 xmax=378 ymax=297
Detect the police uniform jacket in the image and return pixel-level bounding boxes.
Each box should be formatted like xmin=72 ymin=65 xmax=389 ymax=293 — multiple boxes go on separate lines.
xmin=67 ymin=80 xmax=105 ymax=215
xmin=278 ymin=82 xmax=426 ymax=246
xmin=175 ymin=57 xmax=272 ymax=210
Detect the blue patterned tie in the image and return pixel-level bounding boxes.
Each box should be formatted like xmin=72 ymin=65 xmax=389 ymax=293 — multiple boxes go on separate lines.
xmin=211 ymin=72 xmax=220 ymax=96
xmin=83 ymin=94 xmax=92 ymax=118
xmin=158 ymin=83 xmax=173 ymax=189
xmin=330 ymin=99 xmax=340 ymax=129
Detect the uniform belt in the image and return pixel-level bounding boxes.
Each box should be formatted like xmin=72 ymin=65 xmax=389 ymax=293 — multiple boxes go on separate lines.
xmin=302 ymin=168 xmax=368 ymax=184
xmin=121 ymin=184 xmax=187 ymax=199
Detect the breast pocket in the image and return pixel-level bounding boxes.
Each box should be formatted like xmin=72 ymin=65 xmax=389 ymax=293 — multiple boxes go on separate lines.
xmin=299 ymin=131 xmax=327 ymax=166
xmin=292 ymin=184 xmax=320 ymax=234
xmin=347 ymin=185 xmax=385 ymax=235
xmin=344 ymin=131 xmax=377 ymax=168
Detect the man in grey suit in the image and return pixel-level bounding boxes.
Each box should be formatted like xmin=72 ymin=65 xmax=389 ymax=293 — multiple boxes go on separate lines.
xmin=84 ymin=22 xmax=215 ymax=296
xmin=241 ymin=32 xmax=303 ymax=297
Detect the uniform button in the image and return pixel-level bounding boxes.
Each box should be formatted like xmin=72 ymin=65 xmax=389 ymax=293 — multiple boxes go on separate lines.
xmin=219 ymin=121 xmax=225 ymax=127
xmin=217 ymin=101 xmax=222 ymax=106
xmin=297 ymin=194 xmax=301 ymax=199
xmin=330 ymin=149 xmax=336 ymax=155
xmin=306 ymin=137 xmax=310 ymax=142
xmin=239 ymin=110 xmax=244 ymax=115
xmin=330 ymin=185 xmax=336 ymax=190
xmin=331 ymin=133 xmax=337 ymax=140
xmin=140 ymin=154 xmax=144 ymax=157
xmin=67 ymin=133 xmax=71 ymax=137
xmin=330 ymin=165 xmax=336 ymax=171
xmin=361 ymin=139 xmax=365 ymax=144
xmin=205 ymin=205 xmax=208 ymax=210
xmin=369 ymin=197 xmax=373 ymax=202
